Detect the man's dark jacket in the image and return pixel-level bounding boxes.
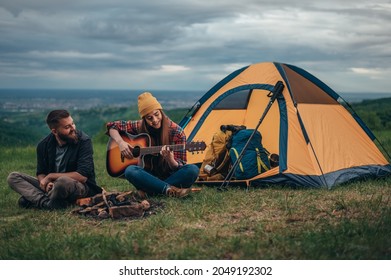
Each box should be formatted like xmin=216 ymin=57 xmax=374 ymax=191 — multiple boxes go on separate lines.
xmin=36 ymin=130 xmax=102 ymax=196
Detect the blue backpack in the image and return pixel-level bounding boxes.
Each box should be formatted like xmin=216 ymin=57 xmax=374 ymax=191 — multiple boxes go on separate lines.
xmin=229 ymin=129 xmax=270 ymax=180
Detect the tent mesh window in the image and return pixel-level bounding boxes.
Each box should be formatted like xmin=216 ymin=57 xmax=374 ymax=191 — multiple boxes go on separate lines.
xmin=214 ymin=89 xmax=251 ymax=109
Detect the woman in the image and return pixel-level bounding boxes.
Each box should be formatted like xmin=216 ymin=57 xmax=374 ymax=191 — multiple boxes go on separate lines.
xmin=106 ymin=92 xmax=199 ymax=198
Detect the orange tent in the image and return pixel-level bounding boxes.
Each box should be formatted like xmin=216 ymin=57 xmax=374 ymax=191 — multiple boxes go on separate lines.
xmin=179 ymin=62 xmax=391 ymax=188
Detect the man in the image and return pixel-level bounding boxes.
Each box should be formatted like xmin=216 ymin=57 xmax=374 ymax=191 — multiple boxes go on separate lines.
xmin=7 ymin=109 xmax=101 ymax=210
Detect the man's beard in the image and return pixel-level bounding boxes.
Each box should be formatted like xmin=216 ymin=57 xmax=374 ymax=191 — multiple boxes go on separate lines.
xmin=58 ymin=130 xmax=78 ymax=144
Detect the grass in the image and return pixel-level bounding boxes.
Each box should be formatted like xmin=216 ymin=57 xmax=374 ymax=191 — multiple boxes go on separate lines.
xmin=0 ymin=142 xmax=390 ymax=260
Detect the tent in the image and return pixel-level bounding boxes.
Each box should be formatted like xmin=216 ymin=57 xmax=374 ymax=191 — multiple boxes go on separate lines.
xmin=179 ymin=62 xmax=391 ymax=188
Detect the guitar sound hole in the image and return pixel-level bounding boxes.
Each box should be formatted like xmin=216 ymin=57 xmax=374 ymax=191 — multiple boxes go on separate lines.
xmin=132 ymin=146 xmax=141 ymax=157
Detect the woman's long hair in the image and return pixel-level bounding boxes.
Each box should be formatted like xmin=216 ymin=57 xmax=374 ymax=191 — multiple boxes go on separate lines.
xmin=140 ymin=110 xmax=171 ymax=177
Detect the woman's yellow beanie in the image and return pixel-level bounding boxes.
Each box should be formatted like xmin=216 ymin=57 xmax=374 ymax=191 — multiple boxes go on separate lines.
xmin=138 ymin=92 xmax=163 ymax=118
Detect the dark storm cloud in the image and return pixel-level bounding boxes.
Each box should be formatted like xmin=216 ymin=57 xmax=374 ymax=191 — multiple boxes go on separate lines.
xmin=0 ymin=0 xmax=390 ymax=92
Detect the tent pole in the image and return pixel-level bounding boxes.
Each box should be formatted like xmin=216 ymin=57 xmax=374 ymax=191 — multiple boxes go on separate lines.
xmin=218 ymin=81 xmax=285 ymax=191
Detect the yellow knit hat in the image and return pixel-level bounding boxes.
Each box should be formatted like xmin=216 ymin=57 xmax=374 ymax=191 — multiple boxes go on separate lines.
xmin=138 ymin=92 xmax=163 ymax=118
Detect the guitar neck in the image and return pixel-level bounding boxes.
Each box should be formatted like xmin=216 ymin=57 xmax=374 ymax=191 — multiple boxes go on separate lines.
xmin=139 ymin=144 xmax=186 ymax=156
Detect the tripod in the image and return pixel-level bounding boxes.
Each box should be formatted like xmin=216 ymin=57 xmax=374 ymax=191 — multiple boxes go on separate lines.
xmin=218 ymin=81 xmax=285 ymax=191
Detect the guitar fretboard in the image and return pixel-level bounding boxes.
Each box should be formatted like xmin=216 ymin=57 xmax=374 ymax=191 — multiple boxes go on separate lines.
xmin=139 ymin=144 xmax=186 ymax=155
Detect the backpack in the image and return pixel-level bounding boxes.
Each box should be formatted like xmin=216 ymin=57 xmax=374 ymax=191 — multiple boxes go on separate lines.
xmin=198 ymin=125 xmax=246 ymax=181
xmin=199 ymin=129 xmax=232 ymax=181
xmin=229 ymin=129 xmax=270 ymax=180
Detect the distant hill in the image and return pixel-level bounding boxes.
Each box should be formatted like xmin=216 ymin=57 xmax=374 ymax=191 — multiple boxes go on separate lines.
xmin=1 ymin=98 xmax=390 ymax=147
xmin=0 ymin=106 xmax=188 ymax=147
xmin=351 ymin=97 xmax=391 ymax=130
xmin=0 ymin=119 xmax=43 ymax=146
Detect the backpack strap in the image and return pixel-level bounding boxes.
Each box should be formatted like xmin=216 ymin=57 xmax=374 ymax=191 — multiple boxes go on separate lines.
xmin=256 ymin=148 xmax=270 ymax=172
xmin=215 ymin=150 xmax=231 ymax=173
xmin=230 ymin=148 xmax=244 ymax=173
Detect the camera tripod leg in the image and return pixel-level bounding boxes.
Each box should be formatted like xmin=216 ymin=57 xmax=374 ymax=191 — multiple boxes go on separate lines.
xmin=218 ymin=81 xmax=285 ymax=191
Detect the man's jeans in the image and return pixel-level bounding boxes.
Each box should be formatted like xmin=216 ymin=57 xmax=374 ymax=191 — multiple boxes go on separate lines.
xmin=7 ymin=172 xmax=88 ymax=208
xmin=124 ymin=164 xmax=199 ymax=195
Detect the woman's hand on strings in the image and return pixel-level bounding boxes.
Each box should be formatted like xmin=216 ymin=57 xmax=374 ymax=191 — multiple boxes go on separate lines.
xmin=119 ymin=140 xmax=134 ymax=159
xmin=161 ymin=145 xmax=178 ymax=169
xmin=160 ymin=145 xmax=173 ymax=160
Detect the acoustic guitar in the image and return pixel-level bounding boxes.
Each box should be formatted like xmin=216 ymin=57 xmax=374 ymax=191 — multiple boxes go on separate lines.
xmin=106 ymin=132 xmax=206 ymax=177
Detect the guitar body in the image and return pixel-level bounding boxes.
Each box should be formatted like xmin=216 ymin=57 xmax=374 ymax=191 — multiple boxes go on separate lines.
xmin=106 ymin=133 xmax=151 ymax=177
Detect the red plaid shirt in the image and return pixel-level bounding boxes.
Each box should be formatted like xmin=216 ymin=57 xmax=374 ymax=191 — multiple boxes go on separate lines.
xmin=106 ymin=118 xmax=187 ymax=167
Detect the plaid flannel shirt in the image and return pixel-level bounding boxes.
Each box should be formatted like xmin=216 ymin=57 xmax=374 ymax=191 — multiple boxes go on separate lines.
xmin=106 ymin=118 xmax=187 ymax=168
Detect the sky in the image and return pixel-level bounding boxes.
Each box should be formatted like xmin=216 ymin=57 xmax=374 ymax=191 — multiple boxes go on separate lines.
xmin=0 ymin=0 xmax=390 ymax=94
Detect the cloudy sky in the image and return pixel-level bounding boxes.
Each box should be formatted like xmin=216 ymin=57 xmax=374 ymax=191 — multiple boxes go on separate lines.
xmin=0 ymin=0 xmax=390 ymax=94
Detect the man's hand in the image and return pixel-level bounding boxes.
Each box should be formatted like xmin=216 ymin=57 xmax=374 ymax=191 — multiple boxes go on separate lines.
xmin=40 ymin=176 xmax=50 ymax=189
xmin=45 ymin=182 xmax=54 ymax=192
xmin=39 ymin=175 xmax=53 ymax=192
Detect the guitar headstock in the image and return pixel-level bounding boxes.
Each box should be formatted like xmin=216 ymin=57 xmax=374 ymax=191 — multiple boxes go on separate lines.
xmin=186 ymin=141 xmax=206 ymax=152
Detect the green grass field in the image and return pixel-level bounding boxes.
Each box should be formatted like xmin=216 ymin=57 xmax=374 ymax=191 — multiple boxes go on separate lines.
xmin=1 ymin=139 xmax=390 ymax=260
